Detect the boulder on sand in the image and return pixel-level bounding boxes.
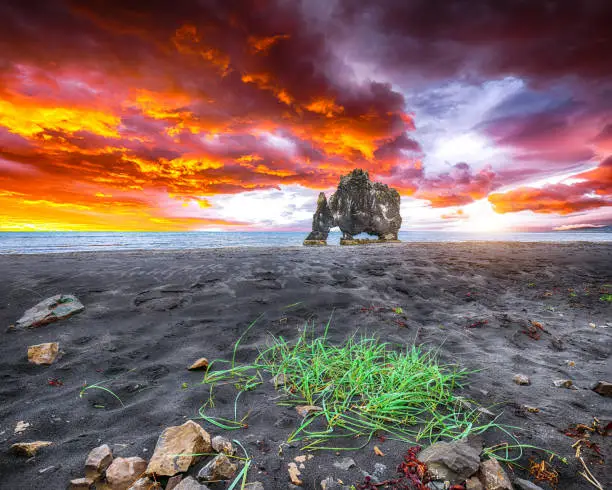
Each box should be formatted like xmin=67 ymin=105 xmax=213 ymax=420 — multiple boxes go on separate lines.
xmin=27 ymin=342 xmax=59 ymax=365
xmin=418 ymin=440 xmax=480 ymax=484
xmin=15 ymin=294 xmax=84 ymax=328
xmin=105 ymin=457 xmax=148 ymax=490
xmin=303 ymin=169 xmax=402 ymax=245
xmin=146 ymin=420 xmax=212 ymax=477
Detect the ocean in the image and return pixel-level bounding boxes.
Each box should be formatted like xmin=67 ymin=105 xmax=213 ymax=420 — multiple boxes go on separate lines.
xmin=0 ymin=230 xmax=611 ymax=254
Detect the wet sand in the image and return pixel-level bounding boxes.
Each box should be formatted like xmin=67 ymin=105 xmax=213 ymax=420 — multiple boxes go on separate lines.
xmin=0 ymin=242 xmax=611 ymax=489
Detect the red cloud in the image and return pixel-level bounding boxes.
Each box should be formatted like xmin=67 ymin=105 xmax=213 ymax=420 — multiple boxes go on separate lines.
xmin=415 ymin=163 xmax=497 ymax=208
xmin=489 ymin=157 xmax=612 ymax=214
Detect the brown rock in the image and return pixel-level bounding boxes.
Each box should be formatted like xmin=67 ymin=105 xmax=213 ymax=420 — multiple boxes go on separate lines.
xmin=187 ymin=358 xmax=209 ymax=371
xmin=211 ymin=435 xmax=235 ymax=455
xmin=106 ymin=456 xmax=148 ymax=490
xmin=70 ymin=477 xmax=94 ymax=489
xmin=465 ymin=476 xmax=484 ymax=490
xmin=592 ymin=381 xmax=612 ymax=397
xmin=128 ymin=477 xmax=162 ymax=489
xmin=85 ymin=444 xmax=113 ymax=480
xmin=479 ymin=459 xmax=513 ymax=490
xmin=10 ymin=441 xmax=52 ymax=457
xmin=146 ymin=420 xmax=212 ymax=477
xmin=513 ymin=374 xmax=530 ymax=386
xmin=295 ymin=405 xmax=323 ymax=418
xmin=287 ymin=462 xmax=302 ymax=486
xmin=196 ymin=454 xmax=237 ymax=482
xmin=27 ymin=342 xmax=59 ymax=365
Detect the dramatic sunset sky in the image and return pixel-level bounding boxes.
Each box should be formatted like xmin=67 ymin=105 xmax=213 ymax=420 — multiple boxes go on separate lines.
xmin=1 ymin=0 xmax=610 ymax=232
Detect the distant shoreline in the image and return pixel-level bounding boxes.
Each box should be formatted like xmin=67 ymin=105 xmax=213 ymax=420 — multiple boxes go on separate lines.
xmin=1 ymin=230 xmax=611 ymax=254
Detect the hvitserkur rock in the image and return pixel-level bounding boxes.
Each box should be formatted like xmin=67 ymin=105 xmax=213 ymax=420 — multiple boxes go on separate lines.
xmin=304 ymin=169 xmax=402 ymax=245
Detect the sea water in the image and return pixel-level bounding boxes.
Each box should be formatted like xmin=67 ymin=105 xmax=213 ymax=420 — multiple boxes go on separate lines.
xmin=0 ymin=230 xmax=610 ymax=254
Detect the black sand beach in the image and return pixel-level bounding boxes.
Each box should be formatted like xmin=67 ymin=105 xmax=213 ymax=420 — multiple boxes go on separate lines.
xmin=1 ymin=243 xmax=611 ymax=489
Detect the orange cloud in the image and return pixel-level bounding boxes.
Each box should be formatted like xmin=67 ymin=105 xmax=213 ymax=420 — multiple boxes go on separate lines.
xmin=489 ymin=157 xmax=612 ymax=214
xmin=248 ymin=34 xmax=291 ymax=54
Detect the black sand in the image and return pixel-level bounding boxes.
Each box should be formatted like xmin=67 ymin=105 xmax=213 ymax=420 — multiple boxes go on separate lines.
xmin=0 ymin=243 xmax=611 ymax=489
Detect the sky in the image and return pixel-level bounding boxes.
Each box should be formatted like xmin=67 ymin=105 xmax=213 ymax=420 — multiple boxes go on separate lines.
xmin=0 ymin=0 xmax=611 ymax=232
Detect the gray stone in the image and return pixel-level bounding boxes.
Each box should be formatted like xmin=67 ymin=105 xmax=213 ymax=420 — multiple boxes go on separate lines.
xmin=197 ymin=454 xmax=237 ymax=482
xmin=372 ymin=463 xmax=387 ymax=480
xmin=514 ymin=477 xmax=545 ymax=490
xmin=320 ymin=476 xmax=351 ymax=489
xmin=165 ymin=475 xmax=183 ymax=490
xmin=333 ymin=457 xmax=356 ymax=471
xmin=247 ymin=483 xmax=265 ymax=490
xmin=479 ymin=459 xmax=513 ymax=490
xmin=211 ymin=435 xmax=235 ymax=455
xmin=85 ymin=444 xmax=113 ymax=480
xmin=304 ymin=169 xmax=402 ymax=245
xmin=15 ymin=294 xmax=84 ymax=328
xmin=418 ymin=440 xmax=480 ymax=484
xmin=426 ymin=483 xmax=446 ymax=490
xmin=173 ymin=476 xmax=210 ymax=489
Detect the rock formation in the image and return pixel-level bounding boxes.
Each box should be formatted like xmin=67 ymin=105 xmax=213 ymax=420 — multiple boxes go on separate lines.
xmin=303 ymin=169 xmax=402 ymax=245
xmin=303 ymin=192 xmax=334 ymax=245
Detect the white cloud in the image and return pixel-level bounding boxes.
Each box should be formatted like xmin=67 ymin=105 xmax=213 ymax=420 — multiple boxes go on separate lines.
xmin=206 ymin=185 xmax=316 ymax=227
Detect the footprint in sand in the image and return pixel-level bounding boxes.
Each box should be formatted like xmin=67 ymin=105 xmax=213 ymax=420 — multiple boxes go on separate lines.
xmin=133 ymin=288 xmax=190 ymax=312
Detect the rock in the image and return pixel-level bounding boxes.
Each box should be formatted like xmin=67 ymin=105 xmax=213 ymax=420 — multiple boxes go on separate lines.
xmin=514 ymin=478 xmax=545 ymax=490
xmin=321 ymin=477 xmax=350 ymax=489
xmin=304 ymin=192 xmax=334 ymax=245
xmin=248 ymin=483 xmax=265 ymax=490
xmin=465 ymin=476 xmax=484 ymax=490
xmin=592 ymin=381 xmax=612 ymax=397
xmin=295 ymin=405 xmax=323 ymax=418
xmin=287 ymin=462 xmax=303 ymax=486
xmin=173 ymin=476 xmax=210 ymax=489
xmin=197 ymin=454 xmax=237 ymax=482
xmin=418 ymin=440 xmax=480 ymax=484
xmin=187 ymin=358 xmax=209 ymax=370
xmin=479 ymin=459 xmax=513 ymax=490
xmin=426 ymin=483 xmax=446 ymax=490
xmin=105 ymin=456 xmax=148 ymax=490
xmin=513 ymin=374 xmax=530 ymax=386
xmin=165 ymin=475 xmax=183 ymax=490
xmin=15 ymin=294 xmax=84 ymax=328
xmin=211 ymin=435 xmax=235 ymax=455
xmin=270 ymin=373 xmax=287 ymax=386
xmin=27 ymin=342 xmax=59 ymax=365
xmin=85 ymin=444 xmax=113 ymax=479
xmin=10 ymin=441 xmax=52 ymax=457
xmin=70 ymin=477 xmax=94 ymax=489
xmin=146 ymin=420 xmax=212 ymax=477
xmin=14 ymin=420 xmax=31 ymax=433
xmin=303 ymin=169 xmax=402 ymax=245
xmin=552 ymin=379 xmax=576 ymax=389
xmin=128 ymin=477 xmax=162 ymax=489
xmin=333 ymin=457 xmax=356 ymax=471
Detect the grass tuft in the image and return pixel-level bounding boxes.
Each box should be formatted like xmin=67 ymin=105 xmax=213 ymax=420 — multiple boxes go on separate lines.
xmin=200 ymin=319 xmax=501 ymax=450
